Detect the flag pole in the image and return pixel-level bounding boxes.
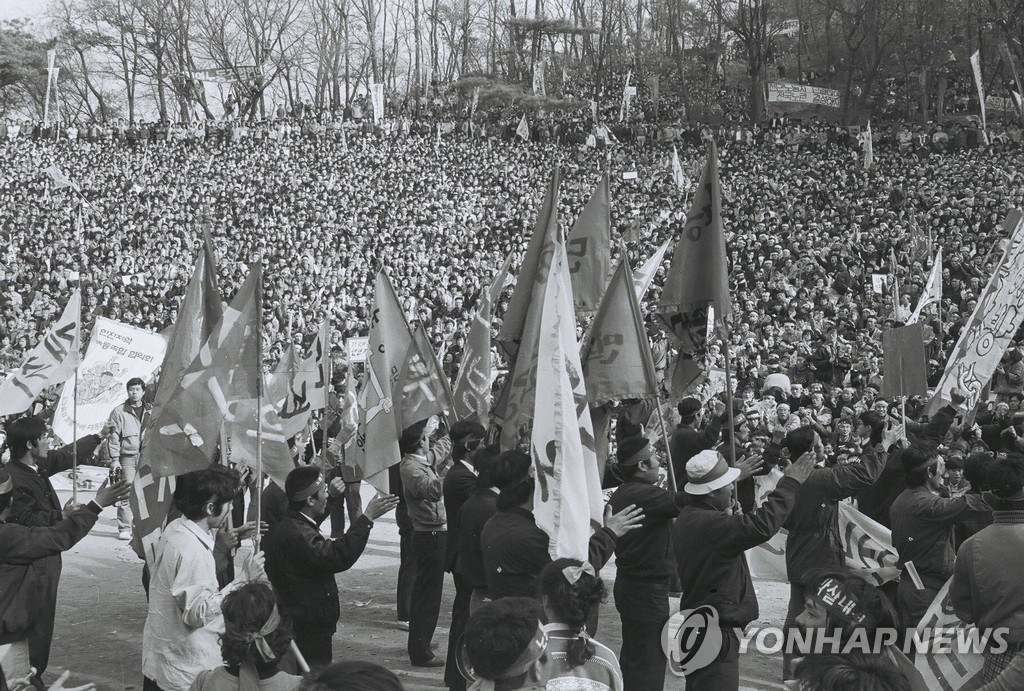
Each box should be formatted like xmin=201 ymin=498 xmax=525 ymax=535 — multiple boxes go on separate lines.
xmin=322 ymin=316 xmax=330 ymax=458
xmin=654 ymin=394 xmax=678 ymax=491
xmin=71 ymin=203 xmax=85 ymax=505
xmin=254 ymin=260 xmax=264 ymax=554
xmin=721 ymin=316 xmax=738 ymax=469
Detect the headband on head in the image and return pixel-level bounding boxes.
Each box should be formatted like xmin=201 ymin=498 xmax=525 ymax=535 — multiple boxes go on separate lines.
xmin=289 ymin=478 xmax=325 ymax=502
xmin=237 ymin=603 xmax=283 ymax=689
xmin=814 ymin=577 xmax=867 ymax=626
xmin=562 ymin=561 xmax=596 ymax=585
xmin=911 ymin=456 xmax=940 ymax=472
xmin=467 ymin=623 xmax=548 ymax=691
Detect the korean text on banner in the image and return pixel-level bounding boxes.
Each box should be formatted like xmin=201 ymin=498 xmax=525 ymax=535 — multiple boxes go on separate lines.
xmin=913 ymin=579 xmax=983 ymax=690
xmin=53 ymin=318 xmax=168 ymax=443
xmin=767 ymin=82 xmax=840 ymax=108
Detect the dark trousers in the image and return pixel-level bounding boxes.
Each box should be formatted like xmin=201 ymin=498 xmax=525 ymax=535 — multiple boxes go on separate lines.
xmin=684 ymin=627 xmax=740 ymax=690
xmin=408 ymin=530 xmax=447 ymax=665
xmin=397 ymin=521 xmax=417 ymax=621
xmin=143 ymin=677 xmax=165 ymax=691
xmin=294 ymin=626 xmax=335 ymax=668
xmin=445 ymin=573 xmax=472 ymax=690
xmin=29 ymin=569 xmax=59 ymax=680
xmin=614 ymin=577 xmax=670 ymax=691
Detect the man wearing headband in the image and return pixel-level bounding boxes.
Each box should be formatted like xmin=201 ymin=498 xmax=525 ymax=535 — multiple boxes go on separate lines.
xmin=890 ymin=443 xmax=991 ymax=639
xmin=0 ymin=468 xmax=129 ymax=690
xmin=461 ymin=598 xmax=548 ymax=691
xmin=3 ymin=415 xmax=112 ymax=686
xmin=443 ymin=419 xmax=486 ymax=691
xmin=674 ymin=447 xmax=814 ymax=689
xmin=669 ymin=396 xmax=727 ymax=490
xmin=264 ymin=465 xmax=399 ymax=668
xmin=608 ymin=436 xmax=685 ymax=691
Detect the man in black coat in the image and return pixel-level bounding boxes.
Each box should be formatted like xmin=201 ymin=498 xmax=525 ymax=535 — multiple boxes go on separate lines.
xmin=263 ymin=465 xmax=399 ymax=667
xmin=673 ymin=448 xmax=813 ymax=690
xmin=669 ymin=396 xmax=726 ymax=489
xmin=441 ymin=419 xmax=485 ymax=691
xmin=4 ymin=416 xmax=110 ymax=686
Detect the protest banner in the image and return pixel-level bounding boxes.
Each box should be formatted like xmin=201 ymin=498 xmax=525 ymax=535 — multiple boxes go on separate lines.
xmin=767 ymin=82 xmax=841 ymax=108
xmin=986 ymin=95 xmax=1016 ymax=112
xmin=347 ymin=336 xmax=369 ymax=363
xmin=53 ymin=317 xmax=167 ymax=443
xmin=913 ymin=579 xmax=984 ymax=690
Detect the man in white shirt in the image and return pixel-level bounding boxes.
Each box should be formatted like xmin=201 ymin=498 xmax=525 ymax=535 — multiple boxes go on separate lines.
xmin=142 ymin=465 xmax=264 ymax=691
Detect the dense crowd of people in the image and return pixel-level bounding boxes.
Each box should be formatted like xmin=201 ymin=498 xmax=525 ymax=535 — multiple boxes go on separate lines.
xmin=3 ymin=81 xmax=1024 ymax=691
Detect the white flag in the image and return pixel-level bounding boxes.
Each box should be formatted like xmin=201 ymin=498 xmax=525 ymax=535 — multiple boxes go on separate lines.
xmin=531 ymin=243 xmax=604 ymax=560
xmin=0 ymin=290 xmax=81 ymax=415
xmin=633 ymin=239 xmax=671 ymax=301
xmin=970 ymin=50 xmax=988 ymax=138
xmin=863 ymin=121 xmax=874 ymax=169
xmin=907 ymin=249 xmax=943 ymax=325
xmin=516 ymin=114 xmax=530 ymax=141
xmin=671 ymin=146 xmax=689 ymax=191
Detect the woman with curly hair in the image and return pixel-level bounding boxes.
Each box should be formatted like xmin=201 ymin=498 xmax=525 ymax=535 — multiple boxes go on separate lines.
xmin=189 ymin=583 xmax=303 ymax=691
xmin=535 ymin=558 xmax=623 ymax=691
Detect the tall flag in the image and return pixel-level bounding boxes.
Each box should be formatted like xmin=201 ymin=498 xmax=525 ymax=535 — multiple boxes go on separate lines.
xmin=656 ymin=141 xmax=730 ymax=358
xmin=273 ymin=320 xmax=329 ymax=439
xmin=634 ymin=239 xmax=670 ymax=300
xmin=44 ymin=48 xmax=56 ymax=126
xmin=671 ymin=146 xmax=689 ymax=191
xmin=516 ymin=114 xmax=530 ymax=141
xmin=619 ymin=69 xmax=635 ymax=122
xmin=863 ymin=121 xmax=874 ymax=169
xmin=43 ymin=165 xmax=76 ymax=190
xmin=928 ymin=210 xmax=1024 ymax=414
xmin=396 ymin=325 xmax=454 ymax=429
xmin=970 ymin=50 xmax=988 ymax=141
xmin=452 ymin=292 xmax=493 ymax=427
xmin=488 ymin=252 xmax=515 ymax=306
xmin=349 ymin=271 xmax=413 ymax=492
xmin=890 ymin=272 xmax=901 ymax=321
xmin=532 ymin=242 xmax=604 ymax=560
xmin=907 ymin=249 xmax=943 ymax=325
xmin=148 ymin=265 xmax=262 ymax=478
xmin=0 ymin=290 xmax=80 ymax=415
xmin=494 ymin=169 xmax=561 ymax=448
xmin=582 ymin=260 xmax=658 ymax=403
xmin=133 ymin=232 xmax=222 ymax=562
xmin=566 ymin=174 xmax=612 ymax=316
xmin=532 ymin=60 xmax=546 ymax=96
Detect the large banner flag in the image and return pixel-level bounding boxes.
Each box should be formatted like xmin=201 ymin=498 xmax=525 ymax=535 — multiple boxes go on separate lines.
xmin=766 ymin=82 xmax=840 ymax=108
xmin=488 ymin=251 xmax=515 ymax=305
xmin=532 ymin=243 xmax=604 ymax=560
xmin=671 ymin=146 xmax=689 ymax=191
xmin=862 ymin=121 xmax=874 ymax=170
xmin=656 ymin=141 xmax=730 ymax=395
xmin=0 ymin=290 xmax=80 ymax=416
xmin=495 ymin=170 xmax=561 ymax=447
xmin=370 ymin=82 xmax=385 ymax=123
xmin=970 ymin=50 xmax=988 ymax=139
xmin=350 ymin=271 xmax=413 ymax=492
xmin=914 ymin=579 xmax=984 ymax=689
xmin=275 ymin=320 xmax=329 ymax=439
xmin=566 ymin=174 xmax=611 ymax=316
xmin=928 ymin=210 xmax=1024 ymax=413
xmin=516 ymin=114 xmax=530 ymax=141
xmin=582 ymin=261 xmax=658 ymax=403
xmin=452 ymin=292 xmax=493 ymax=427
xmin=52 ymin=318 xmax=167 ymax=442
xmin=907 ymin=249 xmax=942 ymax=325
xmin=396 ymin=325 xmax=453 ymax=429
xmin=220 ymin=392 xmax=294 ymax=490
xmin=149 ymin=265 xmax=262 ymax=478
xmin=633 ymin=239 xmax=670 ymax=301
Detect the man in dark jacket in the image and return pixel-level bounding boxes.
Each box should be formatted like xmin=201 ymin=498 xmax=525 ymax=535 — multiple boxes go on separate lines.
xmin=441 ymin=419 xmax=485 ymax=691
xmin=4 ymin=416 xmax=109 ymax=684
xmin=669 ymin=396 xmax=726 ymax=489
xmin=780 ymin=425 xmax=887 ymax=678
xmin=608 ymin=436 xmax=687 ymax=691
xmin=674 ymin=447 xmax=813 ymax=690
xmin=263 ymin=465 xmax=398 ymax=667
xmin=481 ymin=450 xmax=642 ymax=602
xmin=0 ymin=468 xmax=129 ymax=690
xmin=455 ymin=447 xmax=500 ymax=613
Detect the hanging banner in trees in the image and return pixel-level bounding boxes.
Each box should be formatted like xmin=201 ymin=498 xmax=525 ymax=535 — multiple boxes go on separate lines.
xmin=767 ymin=83 xmax=840 ymax=108
xmin=370 ymin=83 xmax=385 ymax=123
xmin=191 ymin=66 xmax=265 ymax=85
xmin=986 ymin=95 xmax=1016 ymax=112
xmin=532 ymin=61 xmax=546 ymax=96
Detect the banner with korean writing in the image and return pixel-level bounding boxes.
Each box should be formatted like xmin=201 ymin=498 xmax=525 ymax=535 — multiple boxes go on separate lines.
xmin=767 ymin=82 xmax=840 ymax=108
xmin=929 ymin=210 xmax=1024 ymax=413
xmin=986 ymin=95 xmax=1016 ymax=112
xmin=0 ymin=290 xmax=80 ymax=416
xmin=913 ymin=579 xmax=984 ymax=689
xmin=52 ymin=318 xmax=167 ymax=443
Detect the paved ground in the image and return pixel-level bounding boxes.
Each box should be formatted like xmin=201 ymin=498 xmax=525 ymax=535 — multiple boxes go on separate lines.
xmin=46 ymin=476 xmax=789 ymax=690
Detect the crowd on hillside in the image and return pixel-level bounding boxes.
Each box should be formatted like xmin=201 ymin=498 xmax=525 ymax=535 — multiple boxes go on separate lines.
xmin=4 ymin=81 xmax=1024 ymax=690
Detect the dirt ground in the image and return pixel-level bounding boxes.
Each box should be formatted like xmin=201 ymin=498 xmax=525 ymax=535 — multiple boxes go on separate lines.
xmin=46 ymin=480 xmax=789 ymax=691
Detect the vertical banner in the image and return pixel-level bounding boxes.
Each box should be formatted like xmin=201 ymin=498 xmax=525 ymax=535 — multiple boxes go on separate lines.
xmin=370 ymin=82 xmax=385 ymax=123
xmin=52 ymin=318 xmax=168 ymax=443
xmin=44 ymin=48 xmax=56 ymax=126
xmin=619 ymin=70 xmax=633 ymax=122
xmin=532 ymin=60 xmax=546 ymax=96
xmin=913 ymin=579 xmax=984 ymax=689
xmin=970 ymin=50 xmax=988 ymax=140
xmin=470 ymin=86 xmax=480 ymax=118
xmin=882 ymin=324 xmax=928 ymax=400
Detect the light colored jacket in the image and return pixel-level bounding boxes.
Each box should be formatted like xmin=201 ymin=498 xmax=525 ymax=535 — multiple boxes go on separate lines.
xmin=106 ymin=400 xmax=151 ymax=459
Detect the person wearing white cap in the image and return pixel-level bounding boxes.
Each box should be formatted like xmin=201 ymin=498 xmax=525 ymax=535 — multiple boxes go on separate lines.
xmin=672 ymin=448 xmax=815 ymax=690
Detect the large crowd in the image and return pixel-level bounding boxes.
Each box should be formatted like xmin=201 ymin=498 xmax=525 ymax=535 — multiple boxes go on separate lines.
xmin=3 ymin=84 xmax=1024 ymax=691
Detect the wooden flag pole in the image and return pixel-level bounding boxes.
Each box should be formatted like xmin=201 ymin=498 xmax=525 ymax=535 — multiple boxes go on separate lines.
xmin=721 ymin=317 xmax=738 ymax=470
xmin=654 ymin=394 xmax=678 ymax=491
xmin=253 ymin=260 xmax=264 ymax=554
xmin=71 ymin=204 xmax=86 ymax=505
